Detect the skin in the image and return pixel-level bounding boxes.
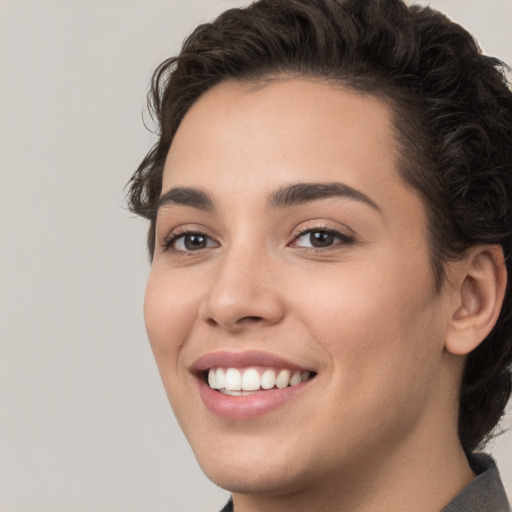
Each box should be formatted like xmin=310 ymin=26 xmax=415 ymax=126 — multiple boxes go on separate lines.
xmin=144 ymin=79 xmax=498 ymax=512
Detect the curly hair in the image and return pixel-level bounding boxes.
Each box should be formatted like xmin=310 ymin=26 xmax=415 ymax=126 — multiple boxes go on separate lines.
xmin=127 ymin=0 xmax=512 ymax=452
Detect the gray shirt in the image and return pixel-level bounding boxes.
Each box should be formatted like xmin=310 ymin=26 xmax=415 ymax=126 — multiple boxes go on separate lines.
xmin=441 ymin=453 xmax=510 ymax=512
xmin=220 ymin=453 xmax=510 ymax=511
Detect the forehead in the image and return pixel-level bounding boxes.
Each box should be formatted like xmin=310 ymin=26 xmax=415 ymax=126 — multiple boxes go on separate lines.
xmin=165 ymin=78 xmax=398 ymax=177
xmin=162 ymin=78 xmax=421 ymax=227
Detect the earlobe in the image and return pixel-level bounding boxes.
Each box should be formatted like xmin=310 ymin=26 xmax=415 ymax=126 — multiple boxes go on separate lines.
xmin=445 ymin=245 xmax=507 ymax=356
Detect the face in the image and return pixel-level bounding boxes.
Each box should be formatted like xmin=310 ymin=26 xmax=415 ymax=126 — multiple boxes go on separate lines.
xmin=145 ymin=79 xmax=456 ymax=496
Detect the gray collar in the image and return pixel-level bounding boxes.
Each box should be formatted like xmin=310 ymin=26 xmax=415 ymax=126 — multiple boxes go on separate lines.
xmin=441 ymin=453 xmax=510 ymax=512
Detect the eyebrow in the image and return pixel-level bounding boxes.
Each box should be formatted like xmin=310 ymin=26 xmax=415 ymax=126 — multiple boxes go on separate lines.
xmin=157 ymin=187 xmax=215 ymax=211
xmin=157 ymin=181 xmax=381 ymax=214
xmin=267 ymin=182 xmax=381 ymax=212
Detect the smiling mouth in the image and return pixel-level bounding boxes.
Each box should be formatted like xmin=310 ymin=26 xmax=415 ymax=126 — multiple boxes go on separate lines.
xmin=205 ymin=367 xmax=315 ymax=396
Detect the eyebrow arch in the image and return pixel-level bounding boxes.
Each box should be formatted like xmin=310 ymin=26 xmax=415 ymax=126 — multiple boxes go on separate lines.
xmin=267 ymin=182 xmax=382 ymax=213
xmin=158 ymin=187 xmax=215 ymax=212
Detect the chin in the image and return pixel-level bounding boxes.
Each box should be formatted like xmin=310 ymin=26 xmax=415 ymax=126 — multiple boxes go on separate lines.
xmin=189 ymin=431 xmax=327 ymax=497
xmin=200 ymin=456 xmax=313 ymax=497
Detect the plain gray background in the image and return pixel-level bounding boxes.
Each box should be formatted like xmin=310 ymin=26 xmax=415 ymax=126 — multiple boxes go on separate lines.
xmin=1 ymin=1 xmax=511 ymax=511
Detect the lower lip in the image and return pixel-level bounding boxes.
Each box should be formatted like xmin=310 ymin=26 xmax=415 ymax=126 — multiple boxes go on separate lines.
xmin=197 ymin=378 xmax=310 ymax=420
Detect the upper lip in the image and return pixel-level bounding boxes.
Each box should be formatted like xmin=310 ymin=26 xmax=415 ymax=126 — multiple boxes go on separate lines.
xmin=190 ymin=350 xmax=315 ymax=374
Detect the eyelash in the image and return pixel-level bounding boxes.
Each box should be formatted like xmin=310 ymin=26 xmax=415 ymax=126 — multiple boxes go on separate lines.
xmin=163 ymin=228 xmax=217 ymax=253
xmin=289 ymin=226 xmax=355 ymax=251
xmin=162 ymin=226 xmax=354 ymax=254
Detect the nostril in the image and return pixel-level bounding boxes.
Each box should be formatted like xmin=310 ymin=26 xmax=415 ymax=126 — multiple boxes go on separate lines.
xmin=238 ymin=315 xmax=264 ymax=323
xmin=204 ymin=315 xmax=264 ymax=330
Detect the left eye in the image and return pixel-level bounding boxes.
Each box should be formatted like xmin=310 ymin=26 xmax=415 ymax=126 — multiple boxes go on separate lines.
xmin=292 ymin=229 xmax=352 ymax=249
xmin=171 ymin=232 xmax=218 ymax=252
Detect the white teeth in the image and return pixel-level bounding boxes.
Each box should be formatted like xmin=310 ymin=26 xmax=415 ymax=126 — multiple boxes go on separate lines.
xmin=220 ymin=389 xmax=259 ymax=396
xmin=225 ymin=368 xmax=242 ymax=391
xmin=290 ymin=370 xmax=302 ymax=386
xmin=207 ymin=369 xmax=216 ymax=389
xmin=216 ymin=368 xmax=226 ymax=389
xmin=207 ymin=367 xmax=313 ymax=392
xmin=242 ymin=368 xmax=261 ymax=391
xmin=260 ymin=368 xmax=276 ymax=389
xmin=275 ymin=369 xmax=291 ymax=389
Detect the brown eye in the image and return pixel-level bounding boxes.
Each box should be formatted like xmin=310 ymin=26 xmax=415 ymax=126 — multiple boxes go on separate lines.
xmin=309 ymin=231 xmax=335 ymax=247
xmin=183 ymin=234 xmax=208 ymax=250
xmin=292 ymin=229 xmax=354 ymax=249
xmin=167 ymin=232 xmax=218 ymax=252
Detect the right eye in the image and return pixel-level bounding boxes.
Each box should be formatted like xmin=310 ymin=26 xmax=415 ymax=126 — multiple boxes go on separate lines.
xmin=165 ymin=231 xmax=219 ymax=252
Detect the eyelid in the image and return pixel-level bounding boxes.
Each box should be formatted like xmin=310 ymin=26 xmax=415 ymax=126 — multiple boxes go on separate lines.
xmin=158 ymin=221 xmax=355 ymax=253
xmin=290 ymin=220 xmax=354 ymax=240
xmin=289 ymin=223 xmax=355 ymax=250
xmin=161 ymin=225 xmax=220 ymax=253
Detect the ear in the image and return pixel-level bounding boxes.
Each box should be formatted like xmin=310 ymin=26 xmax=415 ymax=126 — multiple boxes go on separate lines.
xmin=445 ymin=245 xmax=507 ymax=356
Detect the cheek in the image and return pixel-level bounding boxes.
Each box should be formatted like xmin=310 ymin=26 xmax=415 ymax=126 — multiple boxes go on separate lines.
xmin=143 ymin=268 xmax=199 ymax=366
xmin=291 ymin=256 xmax=444 ymax=392
xmin=305 ymin=269 xmax=445 ymax=450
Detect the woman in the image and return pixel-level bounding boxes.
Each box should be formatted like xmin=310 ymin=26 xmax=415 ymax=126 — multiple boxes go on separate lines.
xmin=128 ymin=0 xmax=512 ymax=510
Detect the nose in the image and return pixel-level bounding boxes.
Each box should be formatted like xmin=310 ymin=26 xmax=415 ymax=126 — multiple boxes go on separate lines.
xmin=199 ymin=244 xmax=285 ymax=332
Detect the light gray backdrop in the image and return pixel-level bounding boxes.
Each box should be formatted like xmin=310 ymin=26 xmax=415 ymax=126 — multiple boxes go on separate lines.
xmin=1 ymin=1 xmax=511 ymax=511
